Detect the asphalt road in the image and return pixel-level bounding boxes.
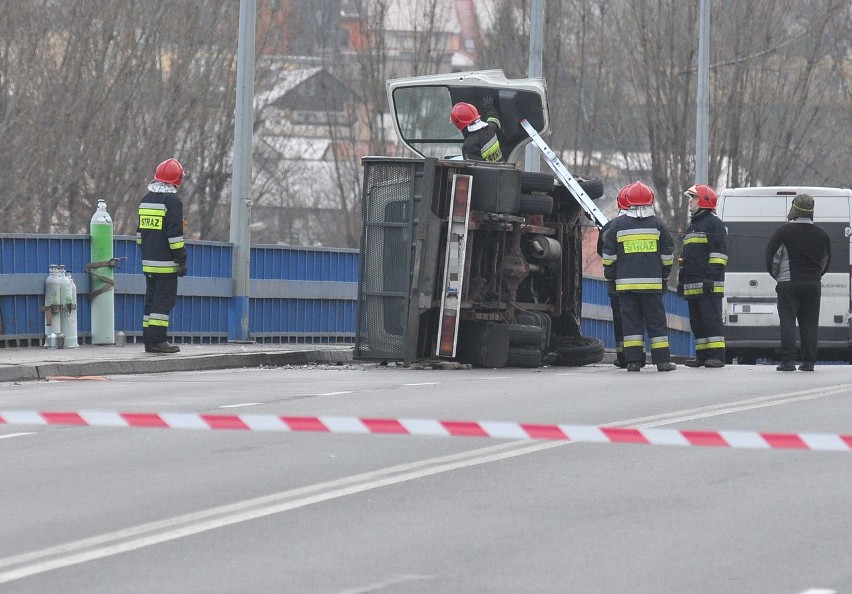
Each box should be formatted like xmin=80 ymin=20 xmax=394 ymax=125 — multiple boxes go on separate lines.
xmin=1 ymin=362 xmax=851 ymax=593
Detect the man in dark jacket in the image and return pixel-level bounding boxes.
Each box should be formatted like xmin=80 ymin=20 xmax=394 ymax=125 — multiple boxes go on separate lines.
xmin=137 ymin=158 xmax=188 ymax=354
xmin=678 ymin=184 xmax=727 ymax=368
xmin=450 ymin=96 xmax=503 ymax=162
xmin=601 ymin=181 xmax=677 ymax=372
xmin=765 ymin=193 xmax=831 ymax=371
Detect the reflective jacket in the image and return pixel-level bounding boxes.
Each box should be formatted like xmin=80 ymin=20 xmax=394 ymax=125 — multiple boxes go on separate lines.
xmin=462 ymin=107 xmax=503 ymax=162
xmin=137 ymin=185 xmax=186 ymax=275
xmin=678 ymin=209 xmax=728 ymax=298
xmin=601 ymin=213 xmax=674 ymax=293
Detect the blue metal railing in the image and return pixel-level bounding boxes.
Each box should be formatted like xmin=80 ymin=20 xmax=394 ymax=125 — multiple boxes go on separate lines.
xmin=0 ymin=234 xmax=693 ymax=355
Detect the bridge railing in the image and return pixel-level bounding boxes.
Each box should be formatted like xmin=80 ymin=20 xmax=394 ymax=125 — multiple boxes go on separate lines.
xmin=0 ymin=233 xmax=692 ymax=355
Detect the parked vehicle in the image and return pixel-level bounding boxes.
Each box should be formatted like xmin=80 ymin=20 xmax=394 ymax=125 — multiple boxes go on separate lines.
xmin=716 ymin=186 xmax=852 ymax=363
xmin=354 ymin=70 xmax=607 ymax=368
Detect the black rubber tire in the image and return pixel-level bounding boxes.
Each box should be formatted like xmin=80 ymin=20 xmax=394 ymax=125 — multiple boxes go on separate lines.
xmin=577 ymin=177 xmax=605 ymax=200
xmin=520 ymin=171 xmax=555 ymax=194
xmin=552 ymin=336 xmax=605 ymax=367
xmin=519 ymin=193 xmax=553 ymax=215
xmin=507 ymin=347 xmax=543 ymax=368
xmin=508 ymin=324 xmax=544 ymax=347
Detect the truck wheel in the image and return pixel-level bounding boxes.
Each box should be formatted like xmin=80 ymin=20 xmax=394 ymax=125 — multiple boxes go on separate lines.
xmin=577 ymin=177 xmax=604 ymax=200
xmin=507 ymin=347 xmax=543 ymax=368
xmin=552 ymin=336 xmax=605 ymax=366
xmin=521 ymin=172 xmax=555 ymax=193
xmin=519 ymin=193 xmax=553 ymax=215
xmin=508 ymin=324 xmax=544 ymax=347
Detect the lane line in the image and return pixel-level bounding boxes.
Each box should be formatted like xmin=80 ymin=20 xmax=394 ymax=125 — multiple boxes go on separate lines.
xmin=0 ymin=433 xmax=35 ymax=440
xmin=219 ymin=403 xmax=261 ymax=409
xmin=1 ymin=382 xmax=849 ymax=583
xmin=0 ymin=441 xmax=563 ymax=583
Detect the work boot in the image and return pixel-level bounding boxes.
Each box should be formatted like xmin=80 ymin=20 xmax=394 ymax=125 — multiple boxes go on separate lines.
xmin=613 ymin=358 xmax=627 ymax=369
xmin=145 ymin=341 xmax=180 ymax=354
xmin=656 ymin=361 xmax=677 ymax=372
xmin=684 ymin=358 xmax=704 ymax=368
xmin=798 ymin=362 xmax=815 ymax=371
xmin=776 ymin=361 xmax=796 ymax=371
xmin=626 ymin=362 xmax=641 ymax=372
xmin=704 ymin=359 xmax=725 ymax=368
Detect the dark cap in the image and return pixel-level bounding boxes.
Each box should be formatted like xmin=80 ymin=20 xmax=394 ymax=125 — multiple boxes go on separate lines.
xmin=787 ymin=193 xmax=814 ymax=220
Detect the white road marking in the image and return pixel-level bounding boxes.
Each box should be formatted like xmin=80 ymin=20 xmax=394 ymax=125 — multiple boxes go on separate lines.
xmin=316 ymin=391 xmax=353 ymax=396
xmin=403 ymin=383 xmax=438 ymax=386
xmin=0 ymin=440 xmax=562 ymax=583
xmin=339 ymin=574 xmax=434 ymax=593
xmin=798 ymin=589 xmax=837 ymax=594
xmin=218 ymin=403 xmax=261 ymax=409
xmin=1 ymin=381 xmax=849 ymax=583
xmin=0 ymin=433 xmax=35 ymax=440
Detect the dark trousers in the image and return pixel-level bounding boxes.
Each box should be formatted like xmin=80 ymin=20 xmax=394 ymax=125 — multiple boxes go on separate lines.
xmin=776 ymin=281 xmax=821 ymax=363
xmin=688 ymin=295 xmax=725 ymax=362
xmin=619 ymin=292 xmax=671 ymax=364
xmin=143 ymin=274 xmax=178 ymax=344
xmin=609 ymin=294 xmax=625 ymax=363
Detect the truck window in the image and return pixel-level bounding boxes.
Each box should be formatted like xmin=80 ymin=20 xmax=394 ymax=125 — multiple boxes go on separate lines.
xmin=393 ymin=86 xmax=461 ymax=159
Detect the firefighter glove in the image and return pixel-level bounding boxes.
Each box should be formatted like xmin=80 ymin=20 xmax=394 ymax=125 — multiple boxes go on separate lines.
xmin=481 ymin=94 xmax=494 ymax=108
xmin=178 ymin=264 xmax=188 ymax=277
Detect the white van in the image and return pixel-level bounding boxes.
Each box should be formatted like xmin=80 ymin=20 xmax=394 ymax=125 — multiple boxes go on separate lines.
xmin=716 ymin=186 xmax=852 ymax=363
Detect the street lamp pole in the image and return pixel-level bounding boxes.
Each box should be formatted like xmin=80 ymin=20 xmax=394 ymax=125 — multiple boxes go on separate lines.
xmin=228 ymin=0 xmax=256 ymax=342
xmin=524 ymin=0 xmax=544 ymax=173
xmin=695 ymin=0 xmax=710 ymax=185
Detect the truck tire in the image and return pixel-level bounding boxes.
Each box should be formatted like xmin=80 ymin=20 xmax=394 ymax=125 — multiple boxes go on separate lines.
xmin=552 ymin=336 xmax=605 ymax=366
xmin=508 ymin=324 xmax=544 ymax=347
xmin=577 ymin=177 xmax=604 ymax=200
xmin=521 ymin=172 xmax=555 ymax=193
xmin=519 ymin=193 xmax=553 ymax=215
xmin=507 ymin=347 xmax=543 ymax=368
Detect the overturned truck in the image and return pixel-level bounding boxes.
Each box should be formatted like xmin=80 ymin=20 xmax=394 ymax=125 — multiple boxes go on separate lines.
xmin=355 ymin=70 xmax=607 ymax=368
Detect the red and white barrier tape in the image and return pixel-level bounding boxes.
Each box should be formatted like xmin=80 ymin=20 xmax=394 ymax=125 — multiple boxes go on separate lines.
xmin=2 ymin=410 xmax=851 ymax=452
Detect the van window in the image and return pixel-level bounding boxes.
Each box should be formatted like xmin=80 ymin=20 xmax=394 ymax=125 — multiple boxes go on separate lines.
xmin=726 ymin=221 xmax=848 ymax=274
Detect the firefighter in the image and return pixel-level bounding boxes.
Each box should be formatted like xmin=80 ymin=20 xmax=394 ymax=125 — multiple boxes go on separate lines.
xmin=450 ymin=96 xmax=504 ymax=162
xmin=597 ymin=185 xmax=635 ymax=368
xmin=678 ymin=184 xmax=727 ymax=367
xmin=601 ymin=181 xmax=676 ymax=372
xmin=137 ymin=158 xmax=187 ymax=354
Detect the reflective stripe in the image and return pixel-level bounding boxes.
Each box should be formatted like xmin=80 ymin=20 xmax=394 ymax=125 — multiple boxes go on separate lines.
xmin=708 ymin=252 xmax=728 ymax=265
xmin=616 ymin=228 xmax=660 ymax=239
xmin=661 ymin=254 xmax=674 ymax=265
xmin=650 ymin=336 xmax=669 ymax=349
xmin=683 ymin=233 xmax=708 ymax=244
xmin=616 ymin=277 xmax=663 ymax=291
xmin=139 ymin=207 xmax=166 ymax=216
xmin=602 ymin=257 xmax=615 ymax=266
xmin=623 ymin=339 xmax=645 ymax=348
xmin=481 ymin=136 xmax=502 ymax=162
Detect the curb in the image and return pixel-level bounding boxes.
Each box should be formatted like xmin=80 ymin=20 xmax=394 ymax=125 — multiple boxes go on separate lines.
xmin=0 ymin=349 xmax=354 ymax=383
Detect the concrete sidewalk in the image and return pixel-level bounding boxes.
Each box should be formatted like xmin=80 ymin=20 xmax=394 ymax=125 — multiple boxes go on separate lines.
xmin=0 ymin=342 xmax=354 ymax=383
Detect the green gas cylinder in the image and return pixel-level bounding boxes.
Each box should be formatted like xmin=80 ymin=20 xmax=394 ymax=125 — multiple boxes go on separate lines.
xmin=90 ymin=199 xmax=115 ymax=344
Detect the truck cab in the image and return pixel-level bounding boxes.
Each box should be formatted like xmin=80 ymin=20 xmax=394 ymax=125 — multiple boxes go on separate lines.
xmin=355 ymin=70 xmax=606 ymax=368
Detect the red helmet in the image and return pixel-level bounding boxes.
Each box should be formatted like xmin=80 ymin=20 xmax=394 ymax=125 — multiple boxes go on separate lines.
xmin=684 ymin=184 xmax=717 ymax=208
xmin=154 ymin=158 xmax=184 ymax=186
xmin=622 ymin=181 xmax=654 ymax=207
xmin=616 ymin=185 xmax=631 ymax=210
xmin=450 ymin=102 xmax=480 ymax=130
